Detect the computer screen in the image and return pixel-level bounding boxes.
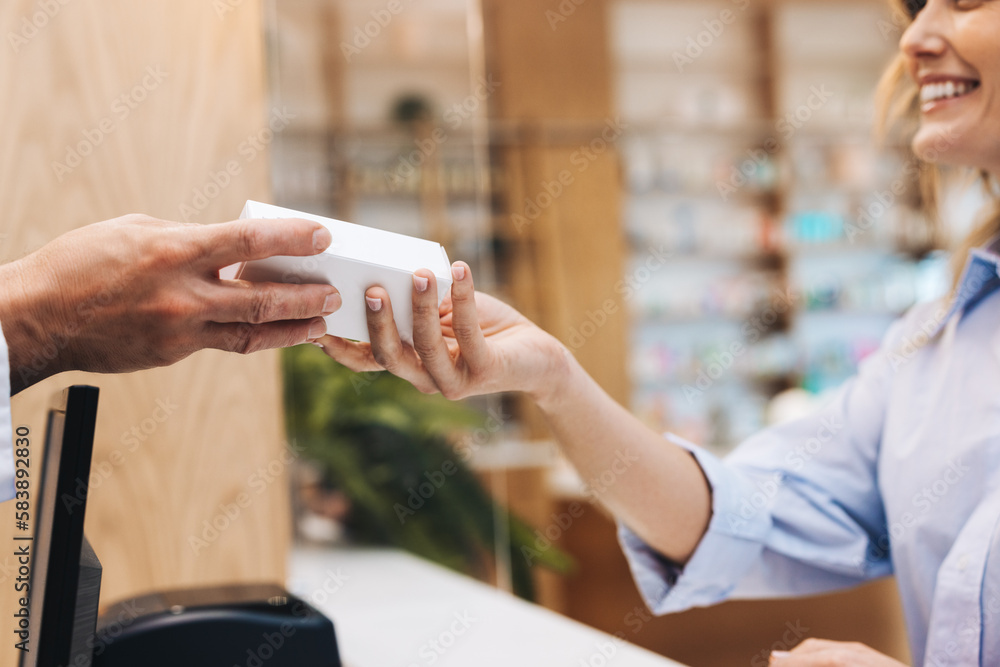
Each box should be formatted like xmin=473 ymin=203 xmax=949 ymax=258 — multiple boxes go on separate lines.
xmin=21 ymin=385 xmax=101 ymax=667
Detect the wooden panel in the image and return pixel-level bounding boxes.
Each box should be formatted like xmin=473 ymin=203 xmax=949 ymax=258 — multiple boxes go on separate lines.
xmin=484 ymin=0 xmax=630 ymax=408
xmin=483 ymin=0 xmax=614 ymax=121
xmin=0 ymin=1 xmax=289 ymax=662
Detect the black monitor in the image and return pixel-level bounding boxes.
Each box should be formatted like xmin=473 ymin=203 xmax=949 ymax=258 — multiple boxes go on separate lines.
xmin=19 ymin=384 xmax=339 ymax=667
xmin=21 ymin=385 xmax=101 ymax=667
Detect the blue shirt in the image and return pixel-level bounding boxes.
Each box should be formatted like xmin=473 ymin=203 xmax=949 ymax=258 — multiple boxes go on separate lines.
xmin=619 ymin=243 xmax=1000 ymax=666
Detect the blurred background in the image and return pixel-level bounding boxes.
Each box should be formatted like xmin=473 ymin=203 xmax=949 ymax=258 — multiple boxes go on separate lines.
xmin=1 ymin=0 xmax=985 ymax=664
xmin=272 ymin=0 xmax=944 ymax=663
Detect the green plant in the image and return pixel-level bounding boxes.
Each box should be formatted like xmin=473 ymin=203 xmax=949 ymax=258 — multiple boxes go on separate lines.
xmin=282 ymin=344 xmax=572 ymax=600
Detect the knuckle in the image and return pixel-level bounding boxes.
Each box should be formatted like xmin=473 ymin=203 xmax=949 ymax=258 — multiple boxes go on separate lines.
xmin=120 ymin=212 xmax=157 ymax=226
xmin=412 ymin=338 xmax=439 ymax=360
xmin=249 ymin=288 xmax=280 ymax=324
xmin=451 ymin=321 xmax=476 ymax=340
xmin=236 ymin=223 xmax=267 ymax=258
xmin=227 ymin=324 xmax=257 ymax=355
xmin=371 ymin=343 xmax=402 ymax=371
xmin=148 ymin=293 xmax=192 ymax=323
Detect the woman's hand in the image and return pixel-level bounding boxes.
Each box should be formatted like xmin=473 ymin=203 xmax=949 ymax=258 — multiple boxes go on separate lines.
xmin=770 ymin=639 xmax=908 ymax=666
xmin=317 ymin=262 xmax=569 ymax=403
xmin=322 ymin=261 xmax=716 ymax=565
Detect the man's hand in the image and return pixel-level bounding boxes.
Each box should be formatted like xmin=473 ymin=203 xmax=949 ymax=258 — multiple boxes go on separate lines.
xmin=770 ymin=639 xmax=908 ymax=666
xmin=0 ymin=214 xmax=341 ymax=394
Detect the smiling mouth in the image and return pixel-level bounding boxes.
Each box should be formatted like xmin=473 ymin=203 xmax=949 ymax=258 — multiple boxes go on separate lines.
xmin=920 ymin=79 xmax=981 ymax=110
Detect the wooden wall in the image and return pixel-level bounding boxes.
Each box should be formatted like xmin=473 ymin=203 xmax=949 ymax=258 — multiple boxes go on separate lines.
xmin=0 ymin=1 xmax=290 ymax=663
xmin=483 ymin=0 xmax=631 ymax=409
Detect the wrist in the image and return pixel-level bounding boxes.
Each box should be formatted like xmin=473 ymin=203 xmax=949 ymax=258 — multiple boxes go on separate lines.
xmin=0 ymin=258 xmax=62 ymax=394
xmin=525 ymin=335 xmax=580 ymax=413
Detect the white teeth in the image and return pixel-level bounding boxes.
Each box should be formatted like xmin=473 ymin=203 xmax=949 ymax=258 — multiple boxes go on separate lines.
xmin=920 ymin=80 xmax=977 ymax=104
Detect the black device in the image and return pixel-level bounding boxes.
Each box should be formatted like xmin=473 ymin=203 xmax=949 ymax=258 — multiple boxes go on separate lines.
xmin=22 ymin=385 xmax=341 ymax=667
xmin=21 ymin=385 xmax=102 ymax=667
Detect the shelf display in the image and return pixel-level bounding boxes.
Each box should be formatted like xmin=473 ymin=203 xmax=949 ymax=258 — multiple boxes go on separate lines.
xmin=612 ymin=0 xmax=946 ymax=451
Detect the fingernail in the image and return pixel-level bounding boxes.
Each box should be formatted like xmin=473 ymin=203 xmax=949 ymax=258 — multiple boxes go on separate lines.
xmin=452 ymin=263 xmax=466 ymax=281
xmin=413 ymin=274 xmax=429 ymax=293
xmin=770 ymin=651 xmax=790 ymax=660
xmin=311 ymin=342 xmax=325 ymax=349
xmin=322 ymin=293 xmax=342 ymax=315
xmin=313 ymin=227 xmax=332 ymax=251
xmin=366 ymin=296 xmax=382 ymax=312
xmin=308 ymin=319 xmax=327 ymax=340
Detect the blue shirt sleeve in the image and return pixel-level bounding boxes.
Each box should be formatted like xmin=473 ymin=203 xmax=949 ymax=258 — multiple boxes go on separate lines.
xmin=619 ymin=317 xmax=904 ymax=614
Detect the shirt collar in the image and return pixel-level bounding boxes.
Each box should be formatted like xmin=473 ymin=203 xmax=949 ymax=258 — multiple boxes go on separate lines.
xmin=929 ymin=235 xmax=1000 ymax=338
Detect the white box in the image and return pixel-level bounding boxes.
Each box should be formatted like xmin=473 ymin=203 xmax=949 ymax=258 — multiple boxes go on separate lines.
xmin=230 ymin=200 xmax=452 ymax=344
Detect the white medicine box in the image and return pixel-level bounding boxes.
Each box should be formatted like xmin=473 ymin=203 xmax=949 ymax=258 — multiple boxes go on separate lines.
xmin=228 ymin=200 xmax=452 ymax=344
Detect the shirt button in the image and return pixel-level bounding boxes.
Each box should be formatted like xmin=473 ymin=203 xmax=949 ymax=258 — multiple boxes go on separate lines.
xmin=957 ymin=554 xmax=969 ymax=571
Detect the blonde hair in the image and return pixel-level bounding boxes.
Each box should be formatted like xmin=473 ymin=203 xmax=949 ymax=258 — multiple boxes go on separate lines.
xmin=875 ymin=0 xmax=1000 ymax=287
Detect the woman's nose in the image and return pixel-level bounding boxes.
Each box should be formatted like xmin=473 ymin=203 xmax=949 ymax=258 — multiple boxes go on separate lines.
xmin=900 ymin=0 xmax=950 ymax=63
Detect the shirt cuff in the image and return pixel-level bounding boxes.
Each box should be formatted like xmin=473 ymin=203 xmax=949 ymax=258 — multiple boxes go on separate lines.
xmin=0 ymin=317 xmax=13 ymax=503
xmin=617 ymin=434 xmax=772 ymax=614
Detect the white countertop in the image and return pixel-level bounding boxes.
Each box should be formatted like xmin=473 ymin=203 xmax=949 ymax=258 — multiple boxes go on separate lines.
xmin=288 ymin=546 xmax=686 ymax=667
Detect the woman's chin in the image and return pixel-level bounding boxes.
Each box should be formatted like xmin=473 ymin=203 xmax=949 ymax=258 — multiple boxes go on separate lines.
xmin=911 ymin=119 xmax=973 ymax=167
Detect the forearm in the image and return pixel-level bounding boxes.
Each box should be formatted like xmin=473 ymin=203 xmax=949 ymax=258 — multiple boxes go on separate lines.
xmin=320 ymin=273 xmax=712 ymax=563
xmin=530 ymin=344 xmax=711 ymax=565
